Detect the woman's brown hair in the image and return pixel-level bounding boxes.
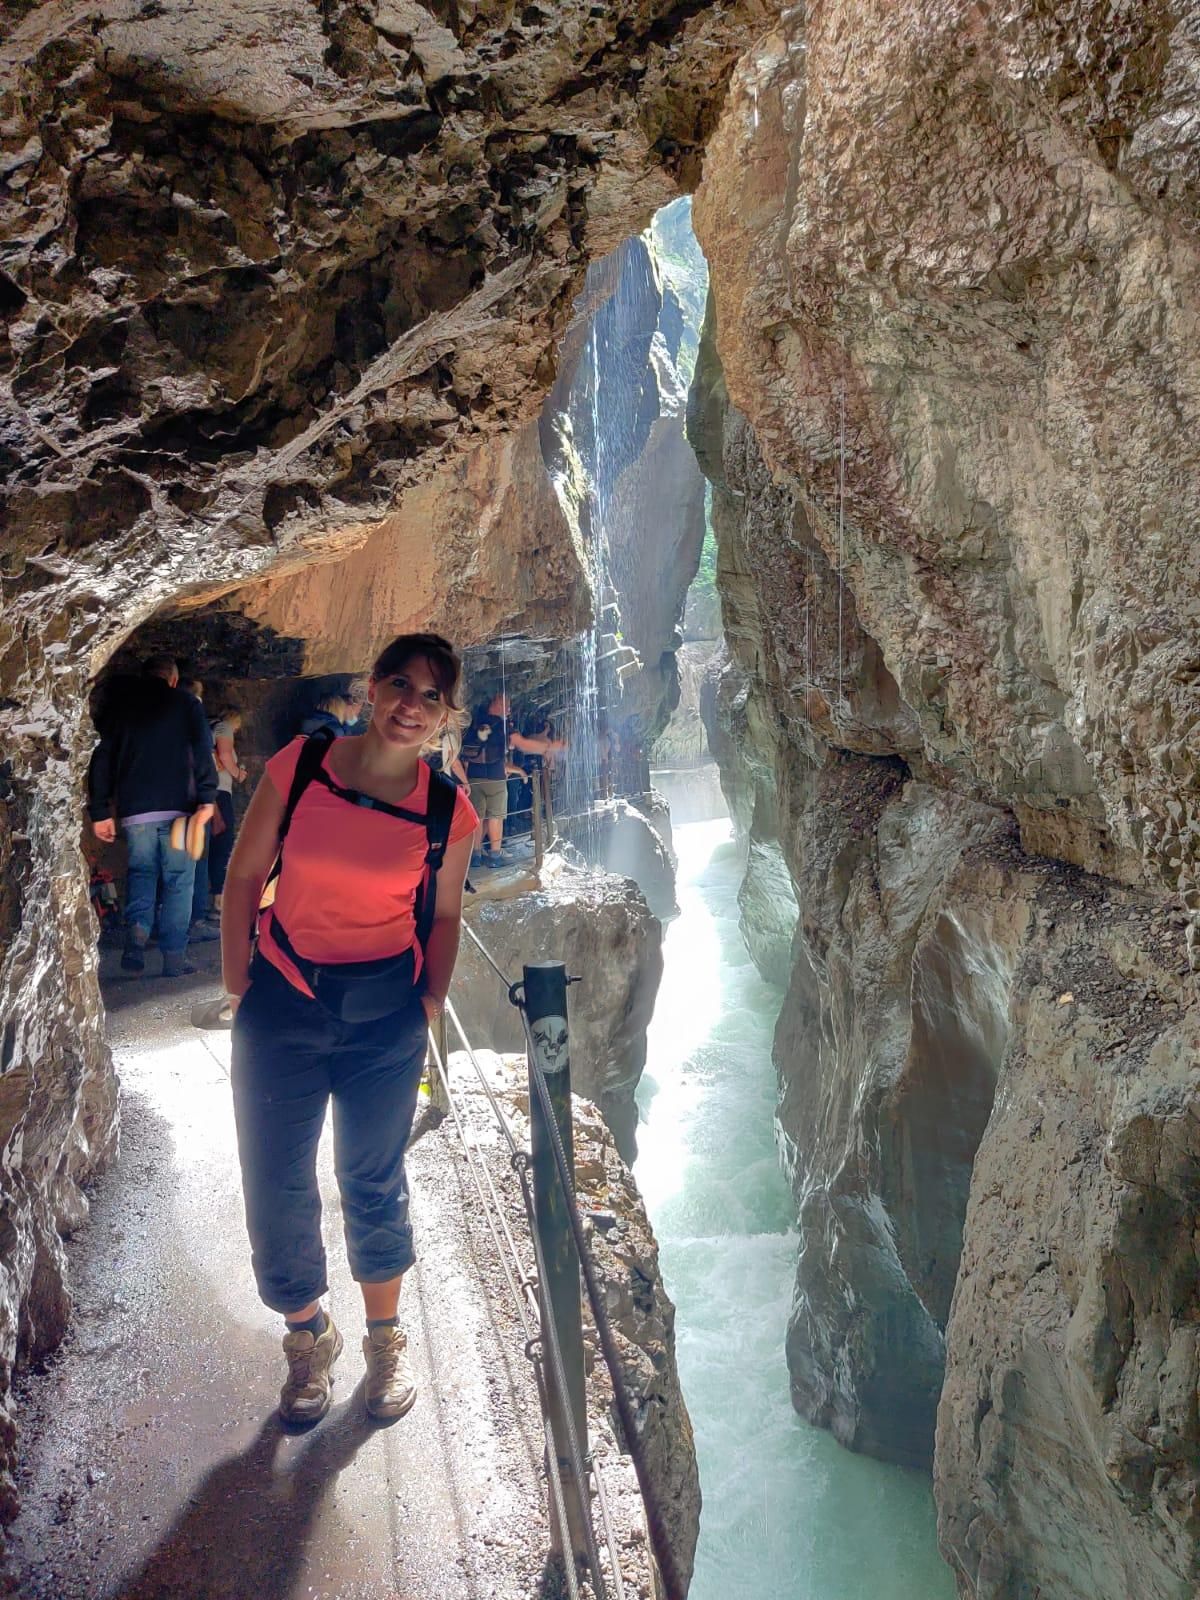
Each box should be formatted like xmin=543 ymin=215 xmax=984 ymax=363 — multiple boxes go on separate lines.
xmin=371 ymin=632 xmax=468 ymax=763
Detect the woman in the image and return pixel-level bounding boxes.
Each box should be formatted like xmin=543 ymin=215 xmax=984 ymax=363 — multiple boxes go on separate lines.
xmin=208 ymin=704 xmax=247 ymax=915
xmin=222 ymin=634 xmax=476 ymax=1425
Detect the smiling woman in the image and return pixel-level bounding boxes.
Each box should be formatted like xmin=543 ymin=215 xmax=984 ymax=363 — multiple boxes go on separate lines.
xmin=218 ymin=632 xmax=478 ymax=1427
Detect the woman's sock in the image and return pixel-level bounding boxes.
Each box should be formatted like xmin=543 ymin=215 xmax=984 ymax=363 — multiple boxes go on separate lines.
xmin=286 ymin=1309 xmax=327 ymax=1339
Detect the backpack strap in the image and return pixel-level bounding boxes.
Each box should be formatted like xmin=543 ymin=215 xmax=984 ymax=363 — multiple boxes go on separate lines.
xmin=266 ymin=735 xmax=460 ymax=962
xmin=414 ymin=767 xmax=459 ymax=955
xmin=263 ymin=729 xmax=337 ymax=895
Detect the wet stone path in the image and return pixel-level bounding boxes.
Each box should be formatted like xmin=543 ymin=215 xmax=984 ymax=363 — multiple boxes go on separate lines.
xmin=4 ymin=957 xmax=557 ymax=1600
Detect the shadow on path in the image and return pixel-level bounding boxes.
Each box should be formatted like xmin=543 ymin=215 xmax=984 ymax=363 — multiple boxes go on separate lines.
xmin=110 ymin=1387 xmax=375 ymax=1600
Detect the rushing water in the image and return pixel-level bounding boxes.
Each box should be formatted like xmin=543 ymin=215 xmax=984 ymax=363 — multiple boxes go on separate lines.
xmin=635 ymin=795 xmax=956 ymax=1600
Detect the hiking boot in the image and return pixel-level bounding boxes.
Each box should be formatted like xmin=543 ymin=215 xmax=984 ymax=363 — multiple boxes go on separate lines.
xmin=188 ymin=917 xmax=221 ymax=942
xmin=161 ymin=950 xmax=197 ymax=978
xmin=363 ymin=1324 xmax=417 ymax=1420
xmin=280 ymin=1316 xmax=343 ymax=1425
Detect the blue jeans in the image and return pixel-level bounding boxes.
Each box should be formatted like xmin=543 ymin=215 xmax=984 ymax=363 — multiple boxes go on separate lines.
xmin=231 ymin=956 xmax=427 ymax=1313
xmin=124 ymin=820 xmax=195 ymax=954
xmin=191 ymin=823 xmax=211 ymax=922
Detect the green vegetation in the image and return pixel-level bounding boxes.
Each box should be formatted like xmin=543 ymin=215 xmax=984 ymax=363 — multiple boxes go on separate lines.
xmin=693 ymin=490 xmax=718 ymax=600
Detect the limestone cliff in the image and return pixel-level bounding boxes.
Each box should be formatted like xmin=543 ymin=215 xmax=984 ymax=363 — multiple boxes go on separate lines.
xmin=0 ymin=0 xmax=765 ymax=1520
xmin=692 ymin=4 xmax=1200 ymax=1595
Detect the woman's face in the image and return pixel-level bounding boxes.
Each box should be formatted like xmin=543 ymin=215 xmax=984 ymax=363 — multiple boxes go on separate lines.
xmin=369 ymin=656 xmax=448 ymax=748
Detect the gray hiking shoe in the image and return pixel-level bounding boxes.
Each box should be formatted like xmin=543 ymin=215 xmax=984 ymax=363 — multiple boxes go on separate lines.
xmin=280 ymin=1316 xmax=343 ymax=1424
xmin=161 ymin=950 xmax=197 ymax=978
xmin=363 ymin=1324 xmax=416 ymax=1419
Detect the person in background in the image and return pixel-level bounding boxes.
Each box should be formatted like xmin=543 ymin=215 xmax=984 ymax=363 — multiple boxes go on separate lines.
xmin=180 ymin=676 xmax=220 ymax=939
xmin=87 ymin=654 xmax=217 ymax=977
xmin=301 ymin=690 xmax=359 ymax=738
xmin=344 ymin=677 xmax=370 ymax=733
xmin=222 ymin=632 xmax=476 ymax=1424
xmin=208 ymin=703 xmax=248 ymax=916
xmin=464 ymin=691 xmax=565 ymax=869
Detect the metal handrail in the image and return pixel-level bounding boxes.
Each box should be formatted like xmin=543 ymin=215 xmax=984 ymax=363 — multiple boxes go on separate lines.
xmin=455 ymin=926 xmax=686 ymax=1600
xmin=518 ymin=1007 xmax=686 ymax=1600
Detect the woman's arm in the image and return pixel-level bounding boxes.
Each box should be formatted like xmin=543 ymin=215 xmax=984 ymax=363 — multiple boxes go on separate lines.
xmin=419 ymin=830 xmax=474 ymax=1024
xmin=215 ymin=732 xmax=242 ymax=779
xmin=220 ymin=773 xmax=286 ymax=1000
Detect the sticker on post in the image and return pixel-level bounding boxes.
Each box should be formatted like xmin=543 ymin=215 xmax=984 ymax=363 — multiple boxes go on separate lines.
xmin=531 ymin=1014 xmax=569 ymax=1074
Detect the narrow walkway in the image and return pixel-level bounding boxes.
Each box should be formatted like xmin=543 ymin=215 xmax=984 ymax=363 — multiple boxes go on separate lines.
xmin=7 ymin=965 xmax=555 ymax=1600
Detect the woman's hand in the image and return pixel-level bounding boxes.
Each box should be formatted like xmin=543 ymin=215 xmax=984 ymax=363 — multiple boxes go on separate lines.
xmin=420 ymin=992 xmax=444 ymax=1028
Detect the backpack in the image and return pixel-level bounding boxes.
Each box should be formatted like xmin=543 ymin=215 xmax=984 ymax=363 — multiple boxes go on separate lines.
xmin=270 ymin=728 xmax=458 ymax=954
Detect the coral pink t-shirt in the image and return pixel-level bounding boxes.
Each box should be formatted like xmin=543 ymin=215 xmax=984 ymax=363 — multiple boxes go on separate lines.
xmin=258 ymin=738 xmax=478 ymax=997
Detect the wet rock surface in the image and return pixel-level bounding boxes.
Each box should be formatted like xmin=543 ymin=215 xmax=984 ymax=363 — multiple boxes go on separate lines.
xmin=696 ymin=1 xmax=1200 ymax=907
xmin=455 ymin=855 xmax=663 ymax=1162
xmin=691 ymin=7 xmax=1200 ymax=1590
xmin=559 ymin=798 xmax=678 ymax=922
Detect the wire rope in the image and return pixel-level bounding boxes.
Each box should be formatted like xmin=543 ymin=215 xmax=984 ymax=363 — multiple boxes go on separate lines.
xmin=461 ymin=921 xmax=517 ymax=996
xmin=518 ymin=1008 xmax=687 ymax=1600
xmin=449 ymin=907 xmax=662 ymax=1596
xmin=426 ymin=1033 xmax=591 ymax=1597
xmin=838 ymin=380 xmax=846 ymax=716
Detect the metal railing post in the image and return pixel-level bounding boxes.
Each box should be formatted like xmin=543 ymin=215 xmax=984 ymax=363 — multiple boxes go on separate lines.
xmin=524 ymin=960 xmax=588 ymax=1564
xmin=541 ymin=767 xmax=556 ymax=849
xmin=532 ymin=762 xmax=545 ymax=873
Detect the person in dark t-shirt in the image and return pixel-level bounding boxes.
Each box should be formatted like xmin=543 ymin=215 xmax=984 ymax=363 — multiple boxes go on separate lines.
xmin=463 ymin=692 xmax=565 ymax=867
xmin=87 ymin=654 xmax=218 ymax=976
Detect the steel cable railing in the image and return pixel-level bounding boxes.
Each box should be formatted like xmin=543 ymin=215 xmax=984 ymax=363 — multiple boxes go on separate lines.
xmin=425 ymin=1028 xmax=584 ymax=1600
xmin=517 ymin=1007 xmax=686 ymax=1600
xmin=453 ymin=925 xmax=685 ymax=1600
xmin=440 ymin=997 xmax=613 ymax=1599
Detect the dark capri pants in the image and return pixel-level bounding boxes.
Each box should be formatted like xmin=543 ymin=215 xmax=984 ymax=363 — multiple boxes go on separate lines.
xmin=230 ymin=954 xmax=427 ymax=1313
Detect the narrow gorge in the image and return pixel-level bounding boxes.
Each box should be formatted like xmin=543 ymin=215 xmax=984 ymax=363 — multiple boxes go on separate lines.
xmin=3 ymin=3 xmax=1200 ymax=1599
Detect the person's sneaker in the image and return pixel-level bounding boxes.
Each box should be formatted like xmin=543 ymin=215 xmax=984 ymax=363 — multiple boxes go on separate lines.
xmin=161 ymin=950 xmax=197 ymax=978
xmin=121 ymin=929 xmax=147 ymax=972
xmin=363 ymin=1324 xmax=417 ymax=1420
xmin=280 ymin=1317 xmax=343 ymax=1425
xmin=470 ymin=851 xmax=486 ymax=870
xmin=483 ymin=850 xmax=512 ymax=870
xmin=188 ymin=917 xmax=221 ymax=942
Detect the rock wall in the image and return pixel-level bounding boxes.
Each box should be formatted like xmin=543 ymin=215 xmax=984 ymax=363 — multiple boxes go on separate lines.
xmin=0 ymin=0 xmax=765 ymax=1520
xmin=453 ymin=856 xmax=663 ymax=1161
xmin=691 ymin=5 xmax=1200 ymax=1595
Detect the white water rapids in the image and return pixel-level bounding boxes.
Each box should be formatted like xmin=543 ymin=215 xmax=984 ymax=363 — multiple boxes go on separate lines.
xmin=635 ymin=797 xmax=956 ymax=1600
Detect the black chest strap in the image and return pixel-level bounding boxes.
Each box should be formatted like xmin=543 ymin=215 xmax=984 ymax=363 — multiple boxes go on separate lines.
xmin=271 ymin=731 xmax=459 ymax=955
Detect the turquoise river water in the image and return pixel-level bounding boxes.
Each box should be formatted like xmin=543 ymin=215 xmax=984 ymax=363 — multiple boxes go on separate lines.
xmin=634 ymin=804 xmax=957 ymax=1600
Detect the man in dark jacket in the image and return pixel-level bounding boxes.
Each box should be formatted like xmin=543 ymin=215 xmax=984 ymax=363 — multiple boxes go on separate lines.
xmin=88 ymin=655 xmax=218 ymax=976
